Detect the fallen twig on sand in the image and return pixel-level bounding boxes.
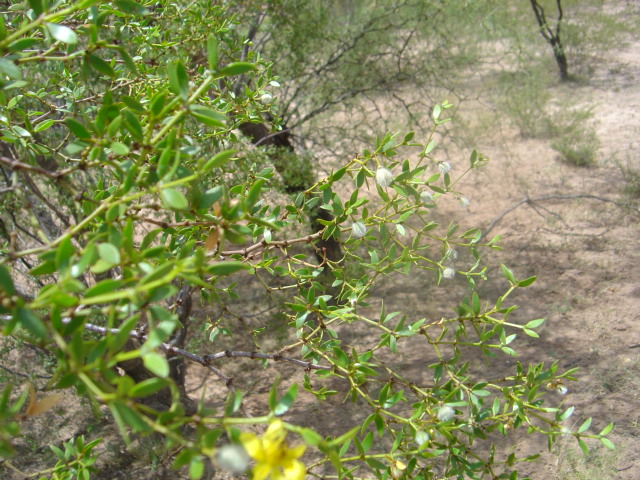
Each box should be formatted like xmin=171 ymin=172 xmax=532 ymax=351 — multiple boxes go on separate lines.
xmin=482 ymin=194 xmax=639 ymax=240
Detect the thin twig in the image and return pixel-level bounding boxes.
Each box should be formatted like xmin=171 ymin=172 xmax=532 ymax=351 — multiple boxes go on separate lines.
xmin=0 ymin=363 xmax=52 ymax=380
xmin=220 ymin=230 xmax=324 ymax=258
xmin=0 ymin=314 xmax=330 ymax=379
xmin=482 ymin=194 xmax=639 ymax=240
xmin=73 ymin=319 xmax=331 ymax=375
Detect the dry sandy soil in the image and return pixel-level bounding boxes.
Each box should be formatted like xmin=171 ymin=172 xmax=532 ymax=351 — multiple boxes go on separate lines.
xmin=203 ymin=26 xmax=640 ymax=480
xmin=3 ymin=14 xmax=640 ymax=480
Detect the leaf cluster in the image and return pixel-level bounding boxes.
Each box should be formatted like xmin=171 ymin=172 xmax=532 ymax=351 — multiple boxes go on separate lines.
xmin=0 ymin=1 xmax=614 ymax=479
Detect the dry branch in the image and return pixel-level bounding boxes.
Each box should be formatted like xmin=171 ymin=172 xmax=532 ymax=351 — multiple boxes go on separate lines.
xmin=482 ymin=194 xmax=639 ymax=239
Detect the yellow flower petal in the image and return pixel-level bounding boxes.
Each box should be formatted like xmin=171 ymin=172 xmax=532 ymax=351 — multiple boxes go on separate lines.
xmin=284 ymin=444 xmax=306 ymax=460
xmin=283 ymin=459 xmax=306 ymax=480
xmin=253 ymin=462 xmax=273 ymax=480
xmin=394 ymin=460 xmax=407 ymax=470
xmin=240 ymin=433 xmax=263 ymax=459
xmin=242 ymin=421 xmax=307 ymax=480
xmin=264 ymin=420 xmax=286 ymax=442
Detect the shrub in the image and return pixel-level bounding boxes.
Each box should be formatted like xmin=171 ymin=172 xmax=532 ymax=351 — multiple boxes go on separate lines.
xmin=0 ymin=1 xmax=612 ymax=479
xmin=551 ymin=126 xmax=600 ymax=167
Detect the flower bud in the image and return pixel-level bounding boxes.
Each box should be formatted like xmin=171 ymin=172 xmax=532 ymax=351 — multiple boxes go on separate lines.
xmin=215 ymin=444 xmax=250 ymax=474
xmin=459 ymin=196 xmax=469 ymax=207
xmin=437 ymin=161 xmax=451 ymax=174
xmin=420 ymin=191 xmax=434 ymax=204
xmin=351 ymin=221 xmax=367 ymax=239
xmin=375 ymin=167 xmax=394 ymax=187
xmin=442 ymin=267 xmax=455 ymax=280
xmin=437 ymin=405 xmax=456 ymax=422
xmin=414 ymin=430 xmax=430 ymax=447
xmin=259 ymin=92 xmax=273 ymax=105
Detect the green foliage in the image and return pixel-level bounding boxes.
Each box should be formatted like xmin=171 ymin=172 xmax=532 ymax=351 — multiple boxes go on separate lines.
xmin=551 ymin=125 xmax=600 ymax=167
xmin=498 ymin=67 xmax=556 ymax=138
xmin=618 ymin=156 xmax=640 ymax=198
xmin=0 ymin=1 xmax=614 ymax=479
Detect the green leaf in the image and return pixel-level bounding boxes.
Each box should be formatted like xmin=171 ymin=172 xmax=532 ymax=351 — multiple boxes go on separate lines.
xmin=65 ymin=118 xmax=92 ymax=139
xmin=122 ymin=109 xmax=143 ymax=141
xmin=332 ymin=347 xmax=349 ymax=368
xmin=578 ymin=439 xmax=589 ymax=456
xmin=157 ymin=148 xmax=173 ymax=178
xmin=246 ymin=179 xmax=264 ymax=208
xmin=168 ymin=60 xmax=189 ymax=99
xmin=0 ymin=58 xmax=21 ymax=80
xmin=203 ymin=149 xmax=235 ymax=172
xmin=87 ymin=54 xmax=115 ymax=77
xmin=161 ymin=187 xmax=189 ymax=210
xmin=217 ymin=62 xmax=255 ymax=77
xmin=600 ymin=437 xmax=615 ymax=450
xmin=189 ymin=105 xmax=226 ymax=128
xmin=517 ymin=276 xmax=536 ymax=287
xmin=501 ymin=264 xmax=516 ymax=285
xmin=46 ymin=23 xmax=77 ymax=44
xmin=50 ymin=444 xmax=65 ymax=461
xmin=0 ymin=264 xmax=15 ymax=295
xmin=29 ymin=0 xmax=43 ymax=16
xmin=122 ymin=95 xmax=144 ymax=112
xmin=139 ymin=262 xmax=177 ymax=286
xmin=143 ymin=352 xmax=169 ymax=378
xmin=470 ymin=149 xmax=478 ymax=167
xmin=11 ymin=126 xmax=31 ymax=137
xmin=113 ymin=0 xmax=148 ymax=14
xmin=274 ymin=383 xmax=297 ymax=415
xmin=16 ymin=307 xmax=47 ymax=340
xmin=172 ymin=449 xmax=193 ymax=470
xmin=471 ymin=291 xmax=480 ymax=315
xmin=361 ymin=431 xmax=373 ymax=452
xmin=208 ymin=261 xmax=250 ymax=276
xmin=150 ymin=91 xmax=167 ymax=116
xmin=524 ymin=318 xmax=545 ymax=329
xmin=85 ymin=279 xmax=124 ymax=298
xmin=30 ymin=258 xmax=56 ymax=276
xmin=97 ymin=243 xmax=120 ymax=265
xmin=34 ymin=119 xmax=54 ymax=132
xmin=129 ymin=378 xmax=169 ymax=398
xmin=197 ymin=186 xmax=224 ymax=209
xmin=118 ymin=48 xmax=138 ymax=75
xmin=75 ymin=0 xmax=101 ymax=8
xmin=577 ymin=418 xmax=591 ymax=433
xmin=559 ymin=406 xmax=574 ymax=421
xmin=110 ymin=141 xmax=129 ymax=156
xmin=8 ymin=37 xmax=40 ymax=52
xmin=331 ymin=167 xmax=347 ymax=182
xmin=107 ymin=115 xmax=122 ymax=138
xmin=189 ymin=456 xmax=205 ymax=480
xmin=432 ymin=104 xmax=441 ymax=121
xmin=599 ymin=422 xmax=614 ymax=436
xmin=111 ymin=402 xmax=150 ymax=433
xmin=224 ymin=391 xmax=243 ymax=416
xmin=55 ymin=235 xmax=74 ymax=273
xmin=207 ymin=35 xmax=218 ymax=71
xmin=300 ymin=428 xmax=322 ymax=446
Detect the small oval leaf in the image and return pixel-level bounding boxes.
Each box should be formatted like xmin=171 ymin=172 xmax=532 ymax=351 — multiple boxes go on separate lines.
xmin=161 ymin=187 xmax=188 ymax=210
xmin=217 ymin=62 xmax=255 ymax=77
xmin=46 ymin=23 xmax=77 ymax=45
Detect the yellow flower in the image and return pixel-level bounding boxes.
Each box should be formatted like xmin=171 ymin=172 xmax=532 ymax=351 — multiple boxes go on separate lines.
xmin=240 ymin=420 xmax=307 ymax=480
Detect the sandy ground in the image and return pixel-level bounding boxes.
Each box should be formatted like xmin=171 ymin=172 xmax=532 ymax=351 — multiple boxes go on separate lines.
xmin=186 ymin=31 xmax=640 ymax=479
xmin=2 ymin=13 xmax=640 ymax=480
